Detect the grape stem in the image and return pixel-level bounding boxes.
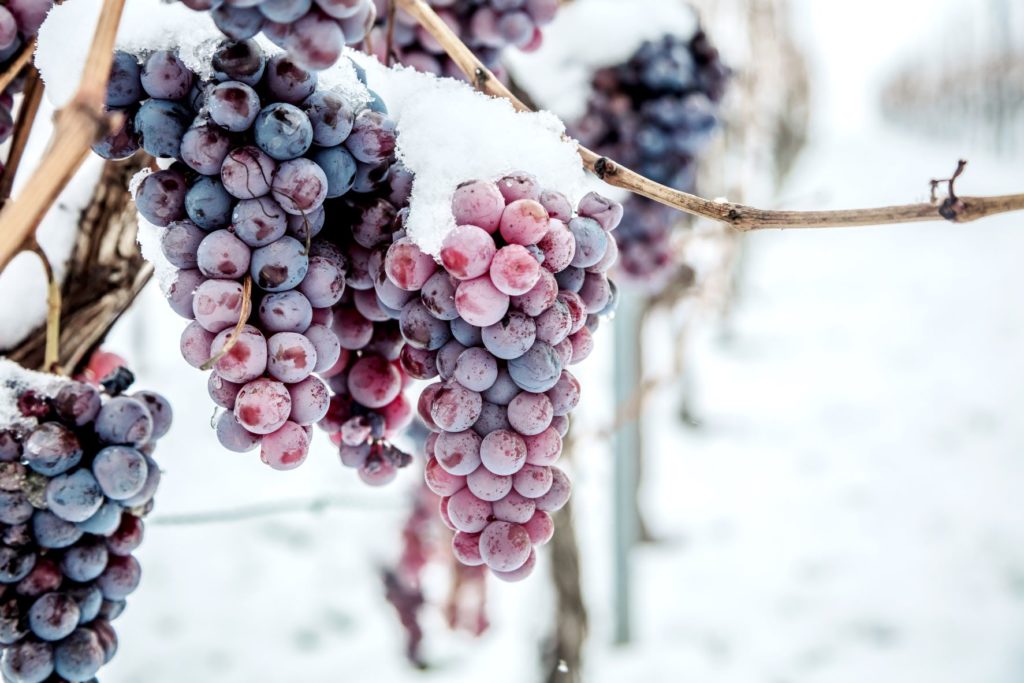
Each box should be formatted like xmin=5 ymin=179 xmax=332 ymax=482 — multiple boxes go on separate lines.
xmin=0 ymin=39 xmax=36 ymax=94
xmin=28 ymin=241 xmax=62 ymax=375
xmin=395 ymin=0 xmax=1024 ymax=231
xmin=200 ymin=276 xmax=254 ymax=372
xmin=0 ymin=0 xmax=126 ymax=274
xmin=0 ymin=68 xmax=45 ymax=205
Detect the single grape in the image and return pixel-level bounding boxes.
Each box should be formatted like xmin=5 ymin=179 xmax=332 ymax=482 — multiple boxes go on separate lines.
xmin=250 ymin=236 xmax=309 ymax=292
xmin=234 ymin=378 xmax=292 ymax=434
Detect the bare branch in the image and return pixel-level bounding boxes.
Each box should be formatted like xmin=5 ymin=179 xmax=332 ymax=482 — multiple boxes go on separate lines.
xmin=395 ymin=0 xmax=1024 ymax=231
xmin=0 ymin=0 xmax=126 ymax=273
xmin=0 ymin=67 xmax=44 ymax=204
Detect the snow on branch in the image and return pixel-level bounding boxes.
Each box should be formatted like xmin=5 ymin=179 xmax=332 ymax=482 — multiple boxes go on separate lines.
xmin=395 ymin=0 xmax=1024 ymax=231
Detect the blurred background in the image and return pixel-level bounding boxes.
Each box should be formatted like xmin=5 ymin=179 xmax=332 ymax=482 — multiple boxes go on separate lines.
xmin=6 ymin=0 xmax=1024 ymax=680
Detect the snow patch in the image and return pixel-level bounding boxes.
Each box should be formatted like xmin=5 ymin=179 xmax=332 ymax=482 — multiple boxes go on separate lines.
xmin=0 ymin=358 xmax=71 ymax=430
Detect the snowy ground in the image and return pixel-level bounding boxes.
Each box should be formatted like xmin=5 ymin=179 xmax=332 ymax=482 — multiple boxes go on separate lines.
xmin=16 ymin=0 xmax=1022 ymax=681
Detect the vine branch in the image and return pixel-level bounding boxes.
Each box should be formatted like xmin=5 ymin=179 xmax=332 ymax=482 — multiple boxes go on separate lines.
xmin=395 ymin=0 xmax=1024 ymax=231
xmin=0 ymin=0 xmax=125 ymax=274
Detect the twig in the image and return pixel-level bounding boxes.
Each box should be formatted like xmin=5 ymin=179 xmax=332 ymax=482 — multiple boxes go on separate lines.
xmin=395 ymin=0 xmax=1024 ymax=231
xmin=0 ymin=40 xmax=36 ymax=94
xmin=0 ymin=67 xmax=45 ymax=204
xmin=386 ymin=0 xmax=398 ymax=67
xmin=27 ymin=241 xmax=62 ymax=374
xmin=0 ymin=0 xmax=125 ymax=274
xmin=150 ymin=494 xmax=402 ymax=526
xmin=200 ymin=276 xmax=253 ymax=371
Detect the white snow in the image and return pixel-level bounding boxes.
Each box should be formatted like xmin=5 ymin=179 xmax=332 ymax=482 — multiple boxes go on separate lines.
xmin=350 ymin=54 xmax=586 ymax=255
xmin=0 ymin=358 xmax=70 ymax=429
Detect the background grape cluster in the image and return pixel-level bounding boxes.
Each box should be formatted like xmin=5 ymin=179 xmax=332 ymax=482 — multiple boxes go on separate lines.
xmin=0 ymin=367 xmax=167 ymax=683
xmin=367 ymin=0 xmax=559 ymax=78
xmin=574 ymin=31 xmax=728 ymax=287
xmin=0 ymin=0 xmax=54 ymax=166
xmin=372 ymin=171 xmax=621 ymax=580
xmin=175 ymin=0 xmax=376 ymax=70
xmin=93 ymin=39 xmax=409 ymax=474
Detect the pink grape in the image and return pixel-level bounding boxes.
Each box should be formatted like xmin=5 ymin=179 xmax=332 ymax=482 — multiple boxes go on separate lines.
xmin=567 ymin=216 xmax=609 ymax=268
xmin=439 ymin=225 xmax=496 ymax=280
xmin=221 ymin=145 xmax=276 ymax=199
xmin=451 ymin=531 xmax=484 ymax=566
xmin=492 ymin=547 xmax=536 ymax=582
xmin=512 ymin=464 xmax=553 ymax=498
xmin=551 ymin=414 xmax=569 ymax=437
xmin=496 ymin=172 xmax=540 ymax=203
xmin=451 ymin=180 xmax=505 ymax=233
xmin=385 ymin=238 xmax=436 ymax=291
xmin=479 ymin=520 xmax=531 ymax=572
xmin=536 ymin=219 xmax=576 ymax=272
xmin=208 ymin=374 xmax=241 ymax=410
xmin=539 ymin=189 xmax=572 ymax=222
xmin=420 ymin=271 xmax=459 ymax=321
xmin=210 ymin=324 xmax=268 ymax=383
xmin=453 ymin=347 xmax=498 ymax=392
xmin=587 ymin=236 xmax=618 ymax=274
xmin=354 ymin=288 xmax=390 ymax=322
xmin=434 ymin=429 xmax=482 ymax=476
xmin=510 ymin=269 xmax=557 ymax=317
xmin=467 ymin=466 xmax=512 ymax=502
xmin=524 ymin=427 xmax=561 ymax=466
xmin=438 ymin=496 xmax=456 ymax=530
xmin=234 ymin=378 xmax=292 ymax=434
xmin=499 ymin=199 xmax=549 ymax=246
xmin=304 ymin=323 xmax=341 ymax=372
xmin=267 ymin=332 xmax=317 ymax=383
xmin=197 ymin=229 xmax=251 ymax=279
xmin=416 ymin=383 xmax=442 ymax=431
xmin=192 ymin=279 xmax=245 ymax=333
xmin=492 ymin=491 xmax=536 ymax=525
xmin=507 ymin=391 xmax=553 ymax=436
xmin=425 ymin=454 xmax=466 ymax=496
xmin=482 ymin=310 xmax=536 ymax=360
xmin=479 ymin=429 xmax=526 ymax=476
xmin=577 ymin=191 xmax=623 ymax=231
xmin=380 ymin=394 xmax=413 ymax=435
xmin=287 ymin=376 xmax=330 ymax=425
xmin=454 ymin=276 xmax=509 ymax=327
xmin=429 ymin=382 xmax=482 ymax=432
xmin=261 ymin=421 xmax=310 ymax=471
xmin=553 ymin=338 xmax=573 ymax=367
xmin=400 ymin=346 xmax=439 ymax=380
xmin=434 ymin=340 xmax=466 ymax=381
xmin=233 ymin=197 xmax=288 ymax=247
xmin=534 ymin=300 xmax=572 ymax=346
xmin=300 ymin=255 xmax=345 ymax=307
xmin=447 ymin=488 xmax=491 ymax=533
xmin=399 ymin=300 xmax=451 ymax=351
xmin=271 ymin=158 xmax=328 ymax=215
xmin=331 ymin=307 xmax=374 ymax=349
xmin=216 ymin=411 xmax=260 ymax=452
xmin=359 ymin=453 xmax=399 ymax=486
xmin=558 ymin=290 xmax=587 ymax=333
xmin=179 ymin=321 xmax=214 ymax=368
xmin=258 ymin=290 xmax=313 ymax=333
xmin=490 ymin=244 xmax=541 ymax=296
xmin=534 ymin=466 xmax=570 ymax=511
xmin=524 ymin=510 xmax=554 ymax=545
xmin=569 ymin=328 xmax=594 ymax=364
xmin=481 ymin=367 xmax=519 ymax=406
xmin=546 ymin=371 xmax=580 ymax=416
xmin=473 ymin=401 xmax=512 ymax=437
xmin=167 ymin=268 xmax=205 ymax=319
xmin=578 ymin=272 xmax=611 ymax=313
xmin=282 ymin=10 xmax=345 ymax=70
xmin=347 ymin=355 xmax=401 ymax=408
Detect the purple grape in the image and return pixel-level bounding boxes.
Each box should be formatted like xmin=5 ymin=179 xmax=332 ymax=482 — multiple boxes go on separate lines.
xmin=180 ymin=122 xmax=232 ymax=175
xmin=91 ymin=447 xmax=148 ymax=501
xmin=221 ymin=146 xmax=277 ymax=199
xmin=185 ymin=176 xmax=235 ymax=230
xmin=134 ymin=99 xmax=191 ymax=159
xmin=254 ymin=102 xmax=313 ymax=160
xmin=60 ymin=540 xmax=109 ymax=583
xmin=45 ymin=470 xmax=104 ymax=524
xmin=53 ymin=627 xmax=104 ymax=680
xmin=106 ymin=51 xmax=142 ymax=107
xmin=140 ymin=50 xmax=193 ymax=100
xmin=345 ymin=109 xmax=397 ymax=164
xmin=24 ymin=423 xmax=82 ymax=476
xmin=211 ymin=39 xmax=266 ymax=86
xmin=134 ymin=169 xmax=186 ymax=227
xmin=196 ymin=229 xmax=251 ymax=279
xmin=208 ymin=81 xmax=261 ymax=132
xmin=264 ymin=53 xmax=317 ymax=102
xmin=250 ymin=236 xmax=309 ymax=291
xmin=303 ymin=90 xmax=355 ymax=146
xmin=271 ymin=158 xmax=328 ymax=215
xmin=160 ymin=220 xmax=205 ymax=269
xmin=259 ymin=290 xmax=312 ymax=332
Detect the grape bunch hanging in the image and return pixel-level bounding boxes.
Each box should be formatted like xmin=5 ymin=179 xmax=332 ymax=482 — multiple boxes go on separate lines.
xmin=575 ymin=31 xmax=728 ymax=287
xmin=175 ymin=0 xmax=376 ymax=70
xmin=367 ymin=0 xmax=559 ymax=77
xmin=0 ymin=361 xmax=167 ymax=683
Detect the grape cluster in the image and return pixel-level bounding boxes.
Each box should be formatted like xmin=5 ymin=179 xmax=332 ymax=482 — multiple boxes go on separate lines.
xmin=0 ymin=0 xmax=55 ymax=161
xmin=93 ymin=40 xmax=401 ymax=471
xmin=574 ymin=31 xmax=727 ymax=286
xmin=315 ymin=166 xmax=419 ymax=485
xmin=378 ymin=172 xmax=620 ymax=580
xmin=366 ymin=0 xmax=559 ymax=78
xmin=175 ymin=0 xmax=376 ymax=71
xmin=0 ymin=365 xmax=167 ymax=683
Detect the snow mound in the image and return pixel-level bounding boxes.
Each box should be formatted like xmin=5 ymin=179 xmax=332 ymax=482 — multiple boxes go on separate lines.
xmin=0 ymin=359 xmax=71 ymax=430
xmin=352 ymin=54 xmax=587 ymax=255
